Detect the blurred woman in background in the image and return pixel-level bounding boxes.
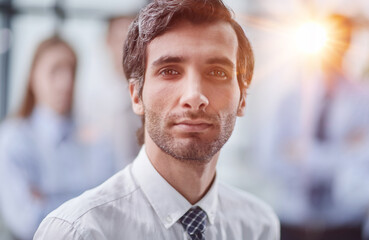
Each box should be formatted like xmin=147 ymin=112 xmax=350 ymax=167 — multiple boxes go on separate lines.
xmin=0 ymin=36 xmax=115 ymax=240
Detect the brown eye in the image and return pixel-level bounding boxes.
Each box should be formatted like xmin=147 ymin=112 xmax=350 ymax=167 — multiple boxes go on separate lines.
xmin=209 ymin=69 xmax=228 ymax=80
xmin=160 ymin=69 xmax=179 ymax=76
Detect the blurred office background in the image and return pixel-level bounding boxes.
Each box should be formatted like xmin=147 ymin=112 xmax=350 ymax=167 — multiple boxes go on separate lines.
xmin=0 ymin=0 xmax=369 ymax=239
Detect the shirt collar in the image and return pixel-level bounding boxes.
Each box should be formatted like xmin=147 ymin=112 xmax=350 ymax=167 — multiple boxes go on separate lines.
xmin=131 ymin=146 xmax=218 ymax=229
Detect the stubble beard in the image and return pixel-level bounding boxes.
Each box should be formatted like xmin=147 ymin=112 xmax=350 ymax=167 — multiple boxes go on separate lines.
xmin=145 ymin=108 xmax=237 ymax=163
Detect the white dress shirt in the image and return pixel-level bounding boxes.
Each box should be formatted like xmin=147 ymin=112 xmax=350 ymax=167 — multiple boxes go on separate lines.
xmin=34 ymin=147 xmax=280 ymax=240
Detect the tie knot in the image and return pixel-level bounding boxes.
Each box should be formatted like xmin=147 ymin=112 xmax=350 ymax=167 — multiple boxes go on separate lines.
xmin=180 ymin=206 xmax=207 ymax=240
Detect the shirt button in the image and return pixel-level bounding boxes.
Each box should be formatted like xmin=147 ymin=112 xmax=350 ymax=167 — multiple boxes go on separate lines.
xmin=166 ymin=215 xmax=172 ymax=223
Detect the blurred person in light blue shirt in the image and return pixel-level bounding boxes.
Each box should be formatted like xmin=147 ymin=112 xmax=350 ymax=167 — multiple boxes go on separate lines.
xmin=0 ymin=36 xmax=115 ymax=240
xmin=262 ymin=14 xmax=369 ymax=240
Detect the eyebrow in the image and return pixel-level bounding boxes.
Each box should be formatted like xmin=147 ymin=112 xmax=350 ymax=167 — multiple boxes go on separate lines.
xmin=206 ymin=57 xmax=235 ymax=69
xmin=151 ymin=55 xmax=235 ymax=69
xmin=152 ymin=56 xmax=187 ymax=67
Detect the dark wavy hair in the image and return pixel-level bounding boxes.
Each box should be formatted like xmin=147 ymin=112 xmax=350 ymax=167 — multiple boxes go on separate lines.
xmin=123 ymin=0 xmax=254 ymax=145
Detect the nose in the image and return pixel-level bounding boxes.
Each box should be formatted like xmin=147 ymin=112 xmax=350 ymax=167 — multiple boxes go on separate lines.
xmin=179 ymin=72 xmax=209 ymax=111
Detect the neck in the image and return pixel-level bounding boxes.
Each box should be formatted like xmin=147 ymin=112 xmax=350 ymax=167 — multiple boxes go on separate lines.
xmin=145 ymin=135 xmax=218 ymax=205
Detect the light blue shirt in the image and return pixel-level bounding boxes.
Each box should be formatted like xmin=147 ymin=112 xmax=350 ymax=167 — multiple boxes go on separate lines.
xmin=34 ymin=147 xmax=280 ymax=240
xmin=0 ymin=106 xmax=115 ymax=240
xmin=264 ymin=75 xmax=369 ymax=227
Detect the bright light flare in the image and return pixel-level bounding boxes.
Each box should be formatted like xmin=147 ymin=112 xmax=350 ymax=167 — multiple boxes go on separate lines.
xmin=294 ymin=21 xmax=328 ymax=55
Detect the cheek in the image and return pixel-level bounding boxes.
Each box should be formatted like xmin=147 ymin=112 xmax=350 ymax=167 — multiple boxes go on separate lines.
xmin=208 ymin=85 xmax=240 ymax=113
xmin=54 ymin=75 xmax=74 ymax=93
xmin=142 ymin=81 xmax=178 ymax=110
xmin=32 ymin=76 xmax=51 ymax=100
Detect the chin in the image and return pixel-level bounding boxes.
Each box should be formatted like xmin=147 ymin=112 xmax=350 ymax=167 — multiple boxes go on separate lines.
xmin=161 ymin=137 xmax=221 ymax=162
xmin=54 ymin=107 xmax=71 ymax=116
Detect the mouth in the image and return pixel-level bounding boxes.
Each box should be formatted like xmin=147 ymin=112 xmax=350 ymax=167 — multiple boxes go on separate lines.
xmin=173 ymin=119 xmax=213 ymax=132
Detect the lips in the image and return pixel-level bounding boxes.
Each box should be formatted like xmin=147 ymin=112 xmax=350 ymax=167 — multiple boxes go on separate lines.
xmin=173 ymin=119 xmax=213 ymax=132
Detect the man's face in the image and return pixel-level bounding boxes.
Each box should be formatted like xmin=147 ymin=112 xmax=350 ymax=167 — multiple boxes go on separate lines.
xmin=130 ymin=20 xmax=246 ymax=162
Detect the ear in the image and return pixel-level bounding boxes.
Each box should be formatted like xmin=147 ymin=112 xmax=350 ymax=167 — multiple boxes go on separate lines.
xmin=129 ymin=80 xmax=144 ymax=116
xmin=237 ymin=90 xmax=246 ymax=117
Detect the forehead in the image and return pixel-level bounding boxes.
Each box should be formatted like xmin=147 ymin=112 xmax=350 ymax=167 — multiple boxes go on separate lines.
xmin=146 ymin=20 xmax=238 ymax=66
xmin=37 ymin=45 xmax=75 ymax=67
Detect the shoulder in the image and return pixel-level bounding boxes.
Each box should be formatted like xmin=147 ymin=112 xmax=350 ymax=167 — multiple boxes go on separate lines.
xmin=0 ymin=118 xmax=32 ymax=156
xmin=49 ymin=165 xmax=138 ymax=222
xmin=339 ymin=78 xmax=369 ymax=99
xmin=0 ymin=118 xmax=28 ymax=141
xmin=337 ymin=80 xmax=369 ymax=116
xmin=218 ymin=182 xmax=280 ymax=238
xmin=35 ymin=165 xmax=140 ymax=238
